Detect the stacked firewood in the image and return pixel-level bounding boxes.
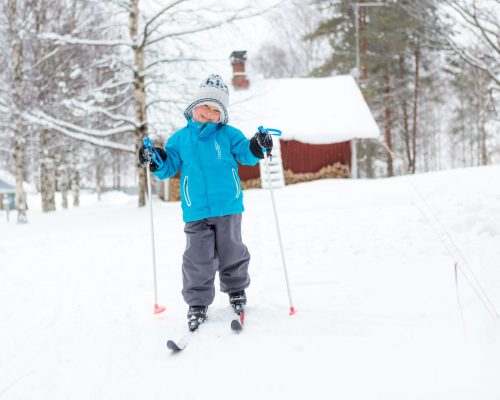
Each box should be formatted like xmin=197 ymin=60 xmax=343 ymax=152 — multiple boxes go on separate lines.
xmin=284 ymin=162 xmax=350 ymax=185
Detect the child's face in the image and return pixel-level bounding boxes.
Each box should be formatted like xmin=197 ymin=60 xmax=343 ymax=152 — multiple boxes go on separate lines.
xmin=193 ymin=104 xmax=221 ymax=123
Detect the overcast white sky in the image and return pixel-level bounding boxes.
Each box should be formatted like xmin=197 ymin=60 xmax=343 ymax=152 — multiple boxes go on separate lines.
xmin=199 ymin=9 xmax=279 ymax=80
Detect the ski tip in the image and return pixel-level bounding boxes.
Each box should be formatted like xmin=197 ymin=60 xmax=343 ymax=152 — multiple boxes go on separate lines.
xmin=231 ymin=319 xmax=243 ymax=332
xmin=167 ymin=340 xmax=184 ymax=352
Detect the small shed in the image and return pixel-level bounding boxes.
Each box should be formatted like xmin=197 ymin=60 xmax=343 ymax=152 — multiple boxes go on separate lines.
xmin=0 ymin=179 xmax=16 ymax=210
xmin=160 ymin=55 xmax=381 ymax=201
xmin=229 ymin=74 xmax=380 ymax=183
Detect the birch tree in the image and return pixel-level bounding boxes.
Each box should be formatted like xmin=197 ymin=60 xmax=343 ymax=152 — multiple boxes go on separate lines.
xmin=34 ymin=0 xmax=277 ymax=206
xmin=4 ymin=0 xmax=29 ymax=223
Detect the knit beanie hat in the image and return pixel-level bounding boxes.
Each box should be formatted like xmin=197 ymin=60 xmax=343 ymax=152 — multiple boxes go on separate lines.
xmin=184 ymin=74 xmax=229 ymax=124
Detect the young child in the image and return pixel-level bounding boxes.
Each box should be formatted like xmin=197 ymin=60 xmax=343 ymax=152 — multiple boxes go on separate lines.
xmin=139 ymin=74 xmax=273 ymax=331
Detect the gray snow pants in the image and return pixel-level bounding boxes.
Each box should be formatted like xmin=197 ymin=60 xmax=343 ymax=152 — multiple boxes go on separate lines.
xmin=182 ymin=213 xmax=251 ymax=306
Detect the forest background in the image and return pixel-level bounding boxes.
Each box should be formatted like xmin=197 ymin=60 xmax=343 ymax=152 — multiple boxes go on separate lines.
xmin=0 ymin=0 xmax=498 ymax=222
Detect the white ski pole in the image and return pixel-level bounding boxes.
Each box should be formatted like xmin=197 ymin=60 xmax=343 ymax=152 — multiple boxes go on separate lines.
xmin=259 ymin=126 xmax=296 ymax=315
xmin=143 ymin=138 xmax=166 ymax=315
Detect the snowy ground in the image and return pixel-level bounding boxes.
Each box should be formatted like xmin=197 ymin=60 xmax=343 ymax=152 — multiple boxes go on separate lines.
xmin=1 ymin=166 xmax=499 ymax=400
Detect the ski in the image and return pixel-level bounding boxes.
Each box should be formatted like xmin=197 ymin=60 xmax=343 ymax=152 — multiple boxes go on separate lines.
xmin=167 ymin=306 xmax=208 ymax=351
xmin=167 ymin=337 xmax=188 ymax=351
xmin=168 ymin=308 xmax=245 ymax=352
xmin=231 ymin=308 xmax=245 ymax=332
xmin=167 ymin=330 xmax=197 ymax=352
xmin=167 ymin=321 xmax=202 ymax=352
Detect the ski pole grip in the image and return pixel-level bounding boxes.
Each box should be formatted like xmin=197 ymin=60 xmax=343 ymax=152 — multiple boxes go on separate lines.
xmin=257 ymin=126 xmax=282 ymax=155
xmin=142 ymin=137 xmax=165 ymax=169
xmin=257 ymin=126 xmax=282 ymax=136
xmin=143 ymin=137 xmax=154 ymax=151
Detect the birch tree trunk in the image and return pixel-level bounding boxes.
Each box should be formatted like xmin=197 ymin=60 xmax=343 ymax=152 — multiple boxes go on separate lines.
xmin=61 ymin=167 xmax=69 ymax=209
xmin=383 ymin=69 xmax=394 ymax=177
xmin=40 ymin=129 xmax=56 ymax=212
xmin=33 ymin=0 xmax=57 ymax=213
xmin=8 ymin=0 xmax=28 ymax=223
xmin=130 ymin=0 xmax=148 ymax=207
xmin=68 ymin=144 xmax=79 ymax=207
xmin=95 ymin=147 xmax=103 ymax=201
xmin=71 ymin=168 xmax=80 ymax=208
xmin=480 ymin=124 xmax=489 ymax=166
xmin=475 ymin=79 xmax=490 ymax=166
xmin=113 ymin=151 xmax=121 ymax=190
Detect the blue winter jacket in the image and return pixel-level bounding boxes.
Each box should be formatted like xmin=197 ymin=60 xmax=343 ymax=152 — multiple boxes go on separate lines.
xmin=153 ymin=118 xmax=261 ymax=222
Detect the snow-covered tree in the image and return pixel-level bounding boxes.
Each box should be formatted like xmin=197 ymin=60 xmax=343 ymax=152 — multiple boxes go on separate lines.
xmin=308 ymin=0 xmax=442 ymax=177
xmin=402 ymin=0 xmax=499 ymax=168
xmin=2 ymin=0 xmax=30 ymax=223
xmin=33 ymin=0 xmax=278 ymax=207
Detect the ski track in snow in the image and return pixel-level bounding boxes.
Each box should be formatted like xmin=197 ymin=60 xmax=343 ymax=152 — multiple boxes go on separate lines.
xmin=1 ymin=166 xmax=499 ymax=399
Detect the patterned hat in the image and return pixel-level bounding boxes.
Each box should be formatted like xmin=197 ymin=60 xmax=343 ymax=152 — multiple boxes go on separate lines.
xmin=184 ymin=74 xmax=229 ymax=124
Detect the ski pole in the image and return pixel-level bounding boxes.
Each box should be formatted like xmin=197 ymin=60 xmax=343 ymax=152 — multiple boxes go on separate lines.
xmin=258 ymin=126 xmax=296 ymax=315
xmin=143 ymin=137 xmax=166 ymax=315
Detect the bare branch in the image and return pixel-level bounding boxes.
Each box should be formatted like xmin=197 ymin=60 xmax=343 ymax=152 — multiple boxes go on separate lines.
xmin=66 ymin=101 xmax=138 ymax=127
xmin=22 ymin=48 xmax=61 ymax=72
xmin=146 ymin=3 xmax=281 ymax=46
xmin=445 ymin=36 xmax=500 ymax=85
xmin=146 ymin=98 xmax=185 ymax=110
xmin=446 ymin=0 xmax=500 ymax=53
xmin=27 ymin=110 xmax=135 ymax=137
xmin=22 ymin=111 xmax=135 ymax=153
xmin=37 ymin=32 xmax=131 ymax=47
xmin=141 ymin=0 xmax=188 ymax=47
xmin=144 ymin=56 xmax=209 ymax=71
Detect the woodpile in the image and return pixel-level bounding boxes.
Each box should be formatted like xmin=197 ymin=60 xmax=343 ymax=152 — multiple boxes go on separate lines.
xmin=168 ymin=178 xmax=181 ymax=201
xmin=240 ymin=178 xmax=261 ymax=190
xmin=284 ymin=162 xmax=350 ymax=185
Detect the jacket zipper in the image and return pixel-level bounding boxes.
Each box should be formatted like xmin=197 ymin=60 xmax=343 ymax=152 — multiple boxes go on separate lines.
xmin=232 ymin=169 xmax=241 ymax=199
xmin=183 ymin=176 xmax=192 ymax=206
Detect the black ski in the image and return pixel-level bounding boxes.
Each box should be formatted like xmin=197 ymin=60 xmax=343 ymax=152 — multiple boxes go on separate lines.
xmin=231 ymin=308 xmax=245 ymax=332
xmin=167 ymin=321 xmax=202 ymax=352
xmin=168 ymin=308 xmax=245 ymax=352
xmin=167 ymin=329 xmax=197 ymax=352
xmin=231 ymin=319 xmax=243 ymax=331
xmin=167 ymin=339 xmax=186 ymax=352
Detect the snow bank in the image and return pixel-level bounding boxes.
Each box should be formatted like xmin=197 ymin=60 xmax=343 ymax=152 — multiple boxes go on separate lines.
xmin=0 ymin=165 xmax=499 ymax=400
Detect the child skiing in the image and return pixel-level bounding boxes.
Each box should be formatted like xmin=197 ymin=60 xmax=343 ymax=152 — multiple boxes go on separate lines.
xmin=138 ymin=74 xmax=273 ymax=332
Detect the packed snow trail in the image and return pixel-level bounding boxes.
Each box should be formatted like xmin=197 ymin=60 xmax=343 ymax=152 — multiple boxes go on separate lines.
xmin=1 ymin=167 xmax=499 ymax=399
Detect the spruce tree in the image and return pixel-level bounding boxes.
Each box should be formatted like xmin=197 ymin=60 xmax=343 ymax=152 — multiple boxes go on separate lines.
xmin=309 ymin=0 xmax=441 ymax=176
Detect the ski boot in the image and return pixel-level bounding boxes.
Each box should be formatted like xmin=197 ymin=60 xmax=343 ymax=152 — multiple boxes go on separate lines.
xmin=187 ymin=305 xmax=208 ymax=332
xmin=229 ymin=290 xmax=246 ymax=315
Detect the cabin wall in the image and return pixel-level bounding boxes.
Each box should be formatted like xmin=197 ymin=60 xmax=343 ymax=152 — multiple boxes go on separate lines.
xmin=238 ymin=139 xmax=352 ymax=179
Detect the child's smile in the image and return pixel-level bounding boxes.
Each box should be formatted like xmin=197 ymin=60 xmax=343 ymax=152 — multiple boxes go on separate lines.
xmin=193 ymin=104 xmax=221 ymax=123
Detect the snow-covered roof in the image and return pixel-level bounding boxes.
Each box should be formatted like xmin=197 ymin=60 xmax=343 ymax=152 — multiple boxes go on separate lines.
xmin=229 ymin=75 xmax=380 ymax=143
xmin=0 ymin=170 xmax=34 ymax=193
xmin=0 ymin=179 xmax=15 ymax=194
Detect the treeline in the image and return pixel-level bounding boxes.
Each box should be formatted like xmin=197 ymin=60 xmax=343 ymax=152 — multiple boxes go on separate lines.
xmin=0 ymin=0 xmax=498 ymax=222
xmin=0 ymin=0 xmax=271 ymax=222
xmin=252 ymin=0 xmax=499 ymax=178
